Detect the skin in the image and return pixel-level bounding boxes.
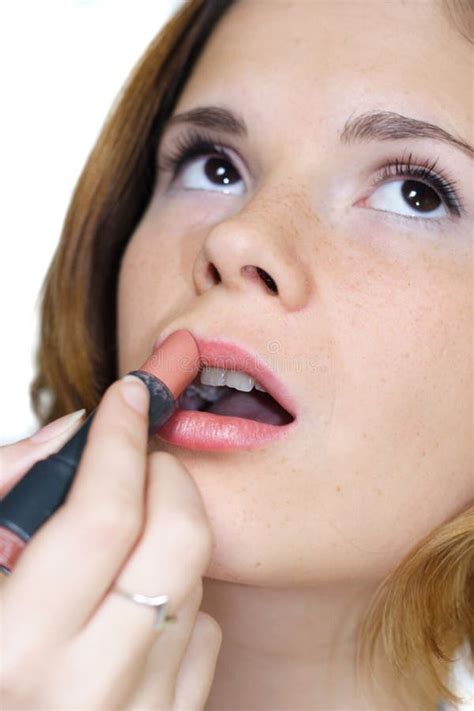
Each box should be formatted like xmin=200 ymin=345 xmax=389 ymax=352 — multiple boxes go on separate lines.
xmin=117 ymin=1 xmax=473 ymax=708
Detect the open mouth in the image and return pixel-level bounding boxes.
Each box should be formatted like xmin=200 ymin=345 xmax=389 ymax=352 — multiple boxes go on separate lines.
xmin=177 ymin=367 xmax=295 ymax=426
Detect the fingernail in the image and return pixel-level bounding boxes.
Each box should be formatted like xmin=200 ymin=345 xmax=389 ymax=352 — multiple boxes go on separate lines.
xmin=30 ymin=408 xmax=86 ymax=443
xmin=121 ymin=374 xmax=150 ymax=415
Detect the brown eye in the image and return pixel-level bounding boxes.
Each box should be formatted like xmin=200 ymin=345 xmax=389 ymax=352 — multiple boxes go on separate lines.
xmin=204 ymin=157 xmax=241 ymax=187
xmin=401 ymin=180 xmax=441 ymax=213
xmin=368 ymin=178 xmax=447 ymax=219
xmin=180 ymin=155 xmax=245 ymax=195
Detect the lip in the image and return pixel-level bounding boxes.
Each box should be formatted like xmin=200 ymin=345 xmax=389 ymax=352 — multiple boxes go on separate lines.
xmin=151 ymin=331 xmax=299 ymax=451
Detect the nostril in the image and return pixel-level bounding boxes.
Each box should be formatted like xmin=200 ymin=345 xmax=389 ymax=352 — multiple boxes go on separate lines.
xmin=209 ymin=263 xmax=221 ymax=283
xmin=256 ymin=267 xmax=278 ymax=294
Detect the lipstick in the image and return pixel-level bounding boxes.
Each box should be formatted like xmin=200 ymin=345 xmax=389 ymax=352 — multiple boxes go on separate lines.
xmin=0 ymin=330 xmax=200 ymax=575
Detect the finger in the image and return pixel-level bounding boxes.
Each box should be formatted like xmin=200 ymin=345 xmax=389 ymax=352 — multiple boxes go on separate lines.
xmin=76 ymin=450 xmax=213 ymax=656
xmin=0 ymin=410 xmax=86 ymax=497
xmin=1 ymin=376 xmax=150 ymax=652
xmin=114 ymin=585 xmax=204 ymax=709
xmin=172 ymin=611 xmax=223 ymax=711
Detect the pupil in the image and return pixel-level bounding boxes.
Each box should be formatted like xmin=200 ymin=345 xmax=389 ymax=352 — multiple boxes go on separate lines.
xmin=205 ymin=157 xmax=239 ymax=186
xmin=402 ymin=180 xmax=440 ymax=212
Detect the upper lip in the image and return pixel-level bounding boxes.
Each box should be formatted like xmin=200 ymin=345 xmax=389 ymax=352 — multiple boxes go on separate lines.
xmin=153 ymin=330 xmax=298 ymax=419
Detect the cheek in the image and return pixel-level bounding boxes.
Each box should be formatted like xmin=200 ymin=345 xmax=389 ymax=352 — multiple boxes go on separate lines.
xmin=118 ymin=218 xmax=184 ymax=308
xmin=116 ymin=210 xmax=202 ymax=375
xmin=327 ymin=249 xmax=472 ymax=530
xmin=117 ymin=239 xmax=155 ymax=376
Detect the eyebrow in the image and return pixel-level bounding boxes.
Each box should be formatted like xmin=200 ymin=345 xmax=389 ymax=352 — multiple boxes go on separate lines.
xmin=163 ymin=105 xmax=474 ymax=159
xmin=340 ymin=110 xmax=474 ymax=159
xmin=164 ymin=105 xmax=247 ymax=137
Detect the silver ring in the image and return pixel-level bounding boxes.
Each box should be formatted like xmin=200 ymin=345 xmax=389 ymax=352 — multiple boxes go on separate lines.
xmin=112 ymin=586 xmax=177 ymax=630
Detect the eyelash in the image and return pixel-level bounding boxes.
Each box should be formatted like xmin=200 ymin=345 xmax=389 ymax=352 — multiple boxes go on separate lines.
xmin=370 ymin=151 xmax=464 ymax=218
xmin=158 ymin=128 xmax=234 ymax=176
xmin=158 ymin=128 xmax=464 ymax=218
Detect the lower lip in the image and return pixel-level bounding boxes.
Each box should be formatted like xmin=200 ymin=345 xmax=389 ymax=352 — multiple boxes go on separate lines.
xmin=154 ymin=409 xmax=296 ymax=451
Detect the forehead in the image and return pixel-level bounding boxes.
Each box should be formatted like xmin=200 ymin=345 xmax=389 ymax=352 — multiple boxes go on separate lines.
xmin=174 ymin=0 xmax=471 ymax=140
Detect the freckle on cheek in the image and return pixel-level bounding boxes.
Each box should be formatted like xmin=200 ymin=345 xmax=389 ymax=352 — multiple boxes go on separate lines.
xmin=336 ymin=485 xmax=342 ymax=492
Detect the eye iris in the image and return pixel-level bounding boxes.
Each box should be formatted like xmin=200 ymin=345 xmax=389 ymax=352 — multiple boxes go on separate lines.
xmin=205 ymin=157 xmax=239 ymax=186
xmin=402 ymin=179 xmax=440 ymax=213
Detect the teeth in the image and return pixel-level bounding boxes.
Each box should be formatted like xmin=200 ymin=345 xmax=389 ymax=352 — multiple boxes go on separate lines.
xmin=199 ymin=367 xmax=267 ymax=394
xmin=200 ymin=367 xmax=227 ymax=387
xmin=225 ymin=370 xmax=254 ymax=392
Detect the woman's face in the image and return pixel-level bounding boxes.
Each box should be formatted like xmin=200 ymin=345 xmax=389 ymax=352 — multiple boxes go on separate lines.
xmin=117 ymin=0 xmax=473 ymax=586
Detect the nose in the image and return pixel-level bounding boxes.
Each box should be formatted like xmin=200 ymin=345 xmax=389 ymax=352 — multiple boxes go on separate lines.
xmin=192 ymin=188 xmax=314 ymax=312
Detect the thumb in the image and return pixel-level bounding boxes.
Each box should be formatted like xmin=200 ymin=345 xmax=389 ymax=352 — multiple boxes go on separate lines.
xmin=0 ymin=409 xmax=86 ymax=497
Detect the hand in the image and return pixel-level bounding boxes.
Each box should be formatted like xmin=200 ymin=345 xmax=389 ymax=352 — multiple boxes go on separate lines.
xmin=0 ymin=407 xmax=87 ymax=497
xmin=0 ymin=376 xmax=222 ymax=710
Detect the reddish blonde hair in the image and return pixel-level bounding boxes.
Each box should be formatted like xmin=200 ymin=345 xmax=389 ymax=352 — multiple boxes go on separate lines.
xmin=30 ymin=1 xmax=473 ymax=706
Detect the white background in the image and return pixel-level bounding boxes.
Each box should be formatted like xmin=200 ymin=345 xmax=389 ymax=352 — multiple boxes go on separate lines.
xmin=0 ymin=0 xmax=182 ymax=444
